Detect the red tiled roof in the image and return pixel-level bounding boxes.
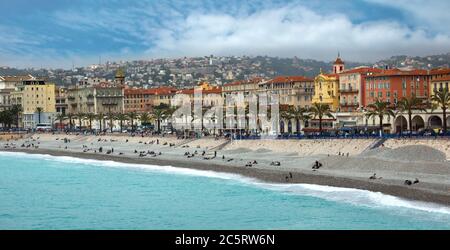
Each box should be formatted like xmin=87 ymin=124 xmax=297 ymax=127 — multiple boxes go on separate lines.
xmin=323 ymin=73 xmax=339 ymax=78
xmin=431 ymin=76 xmax=450 ymax=82
xmin=369 ymin=68 xmax=428 ymax=77
xmin=429 ymin=68 xmax=450 ymax=75
xmin=150 ymin=87 xmax=178 ymax=95
xmin=125 ymin=88 xmax=156 ymax=95
xmin=178 ymin=86 xmax=222 ymax=95
xmin=223 ymin=77 xmax=263 ymax=87
xmin=125 ymin=87 xmax=177 ymax=95
xmin=340 ymin=67 xmax=383 ymax=75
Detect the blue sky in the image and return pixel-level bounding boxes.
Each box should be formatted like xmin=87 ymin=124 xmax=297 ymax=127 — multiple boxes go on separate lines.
xmin=0 ymin=0 xmax=449 ymax=69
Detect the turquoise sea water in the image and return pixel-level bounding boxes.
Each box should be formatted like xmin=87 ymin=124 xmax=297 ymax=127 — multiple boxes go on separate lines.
xmin=0 ymin=152 xmax=450 ymax=229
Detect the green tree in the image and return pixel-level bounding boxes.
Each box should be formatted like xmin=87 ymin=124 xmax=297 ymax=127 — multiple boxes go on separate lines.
xmin=128 ymin=112 xmax=138 ymax=132
xmin=139 ymin=113 xmax=151 ymax=126
xmin=365 ymin=99 xmax=395 ymax=136
xmin=66 ymin=113 xmax=75 ymax=131
xmin=0 ymin=110 xmax=13 ymax=128
xmin=397 ymin=96 xmax=426 ymax=135
xmin=85 ymin=113 xmax=97 ymax=131
xmin=36 ymin=107 xmax=43 ymax=124
xmin=285 ymin=106 xmax=311 ymax=134
xmin=431 ymin=88 xmax=450 ymax=134
xmin=115 ymin=113 xmax=128 ymax=133
xmin=55 ymin=113 xmax=66 ymax=131
xmin=96 ymin=113 xmax=105 ymax=132
xmin=107 ymin=112 xmax=115 ymax=133
xmin=310 ymin=103 xmax=333 ymax=135
xmin=151 ymin=107 xmax=167 ymax=133
xmin=10 ymin=104 xmax=22 ymax=128
xmin=76 ymin=112 xmax=85 ymax=130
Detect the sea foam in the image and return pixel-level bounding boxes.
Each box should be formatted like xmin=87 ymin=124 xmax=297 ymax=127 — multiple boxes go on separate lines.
xmin=1 ymin=151 xmax=450 ymax=215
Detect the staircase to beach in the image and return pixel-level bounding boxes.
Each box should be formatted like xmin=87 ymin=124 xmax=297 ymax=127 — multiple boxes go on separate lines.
xmin=363 ymin=137 xmax=388 ymax=152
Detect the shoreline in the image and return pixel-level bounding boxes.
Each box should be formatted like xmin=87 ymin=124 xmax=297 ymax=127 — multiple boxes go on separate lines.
xmin=2 ymin=147 xmax=450 ymax=207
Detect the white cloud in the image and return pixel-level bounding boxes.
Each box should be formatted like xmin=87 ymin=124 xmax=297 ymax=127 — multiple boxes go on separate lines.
xmin=2 ymin=1 xmax=450 ymax=68
xmin=366 ymin=0 xmax=450 ymax=33
xmin=145 ymin=4 xmax=450 ymax=62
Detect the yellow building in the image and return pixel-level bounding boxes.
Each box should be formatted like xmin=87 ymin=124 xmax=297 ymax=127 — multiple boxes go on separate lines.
xmin=11 ymin=79 xmax=56 ymax=128
xmin=312 ymin=71 xmax=340 ymax=111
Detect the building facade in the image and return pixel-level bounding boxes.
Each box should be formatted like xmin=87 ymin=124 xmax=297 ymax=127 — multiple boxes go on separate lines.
xmin=338 ymin=67 xmax=382 ymax=112
xmin=10 ymin=79 xmax=56 ymax=128
xmin=0 ymin=75 xmax=34 ymax=111
xmin=312 ymin=72 xmax=340 ymax=111
xmin=258 ymin=76 xmax=314 ymax=108
xmin=365 ymin=69 xmax=429 ymax=106
xmin=67 ymin=82 xmax=125 ymax=115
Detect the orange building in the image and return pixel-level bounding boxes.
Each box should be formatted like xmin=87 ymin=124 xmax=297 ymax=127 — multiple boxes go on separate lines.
xmin=124 ymin=87 xmax=178 ymax=113
xmin=365 ymin=68 xmax=429 ymax=107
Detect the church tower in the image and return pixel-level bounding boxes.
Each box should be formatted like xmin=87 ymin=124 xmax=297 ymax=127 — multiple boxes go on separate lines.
xmin=333 ymin=53 xmax=345 ymax=74
xmin=115 ymin=68 xmax=125 ymax=85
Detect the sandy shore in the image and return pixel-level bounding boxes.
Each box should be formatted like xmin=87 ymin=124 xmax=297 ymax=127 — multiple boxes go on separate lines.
xmin=1 ymin=133 xmax=450 ymax=206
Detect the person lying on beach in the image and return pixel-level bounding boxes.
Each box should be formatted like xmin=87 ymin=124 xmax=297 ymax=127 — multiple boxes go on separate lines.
xmin=369 ymin=173 xmax=382 ymax=180
xmin=245 ymin=162 xmax=252 ymax=167
xmin=227 ymin=158 xmax=234 ymax=162
xmin=404 ymin=180 xmax=413 ymax=185
xmin=270 ymin=161 xmax=281 ymax=166
xmin=252 ymin=160 xmax=258 ymax=165
xmin=414 ymin=178 xmax=419 ymax=184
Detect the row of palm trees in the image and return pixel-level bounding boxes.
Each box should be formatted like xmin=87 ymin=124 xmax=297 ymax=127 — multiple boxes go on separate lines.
xmin=55 ymin=104 xmax=176 ymax=133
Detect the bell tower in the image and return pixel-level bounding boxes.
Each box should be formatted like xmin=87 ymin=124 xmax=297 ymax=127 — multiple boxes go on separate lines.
xmin=115 ymin=68 xmax=125 ymax=85
xmin=333 ymin=52 xmax=345 ymax=74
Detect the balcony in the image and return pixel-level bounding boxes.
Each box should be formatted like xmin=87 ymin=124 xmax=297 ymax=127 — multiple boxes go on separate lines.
xmin=67 ymin=96 xmax=76 ymax=100
xmin=102 ymin=102 xmax=118 ymax=106
xmin=340 ymin=102 xmax=359 ymax=107
xmin=340 ymin=88 xmax=358 ymax=94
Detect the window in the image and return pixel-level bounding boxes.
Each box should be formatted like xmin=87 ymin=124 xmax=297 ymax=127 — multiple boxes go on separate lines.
xmin=378 ymin=92 xmax=382 ymax=98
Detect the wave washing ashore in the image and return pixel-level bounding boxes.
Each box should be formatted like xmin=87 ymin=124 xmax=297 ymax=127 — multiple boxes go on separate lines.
xmin=1 ymin=133 xmax=450 ymax=206
xmin=0 ymin=151 xmax=450 ymax=229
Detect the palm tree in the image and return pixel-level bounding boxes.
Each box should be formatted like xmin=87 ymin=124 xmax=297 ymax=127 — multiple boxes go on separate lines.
xmin=285 ymin=106 xmax=310 ymax=134
xmin=310 ymin=103 xmax=333 ymax=135
xmin=10 ymin=104 xmax=22 ymax=128
xmin=128 ymin=112 xmax=138 ymax=132
xmin=115 ymin=113 xmax=128 ymax=133
xmin=397 ymin=96 xmax=426 ymax=135
xmin=85 ymin=113 xmax=97 ymax=132
xmin=107 ymin=112 xmax=115 ymax=133
xmin=36 ymin=107 xmax=43 ymax=124
xmin=55 ymin=113 xmax=66 ymax=131
xmin=151 ymin=106 xmax=168 ymax=133
xmin=0 ymin=110 xmax=13 ymax=128
xmin=140 ymin=112 xmax=151 ymax=126
xmin=66 ymin=113 xmax=75 ymax=131
xmin=96 ymin=113 xmax=105 ymax=132
xmin=365 ymin=99 xmax=395 ymax=136
xmin=431 ymin=88 xmax=450 ymax=134
xmin=280 ymin=109 xmax=294 ymax=134
xmin=76 ymin=112 xmax=84 ymax=131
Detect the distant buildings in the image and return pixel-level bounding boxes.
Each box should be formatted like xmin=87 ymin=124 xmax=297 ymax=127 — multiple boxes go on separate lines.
xmin=3 ymin=55 xmax=450 ymax=133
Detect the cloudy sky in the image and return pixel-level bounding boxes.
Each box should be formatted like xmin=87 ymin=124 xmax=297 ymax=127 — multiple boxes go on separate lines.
xmin=0 ymin=0 xmax=449 ymax=69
